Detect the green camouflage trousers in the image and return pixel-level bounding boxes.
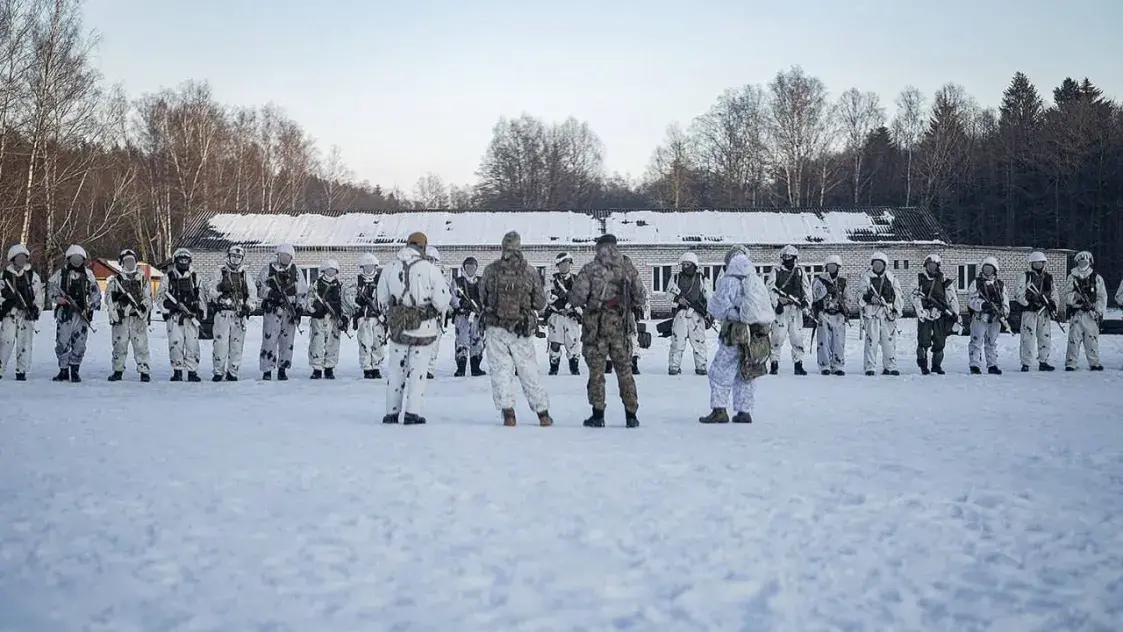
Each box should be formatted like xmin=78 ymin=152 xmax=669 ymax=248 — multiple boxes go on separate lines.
xmin=583 ymin=334 xmax=638 ymax=413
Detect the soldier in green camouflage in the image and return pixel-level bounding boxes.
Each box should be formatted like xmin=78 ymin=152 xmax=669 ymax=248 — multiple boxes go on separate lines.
xmin=569 ymin=234 xmax=646 ymax=428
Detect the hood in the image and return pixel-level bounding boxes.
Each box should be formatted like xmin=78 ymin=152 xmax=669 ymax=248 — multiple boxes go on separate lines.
xmin=725 ymin=252 xmax=752 ymax=277
xmin=595 ymin=242 xmax=620 ymax=265
xmin=501 ymin=231 xmax=522 ymax=257
xmin=397 ymin=246 xmax=423 ymax=264
xmin=1070 ymin=265 xmax=1094 ymax=279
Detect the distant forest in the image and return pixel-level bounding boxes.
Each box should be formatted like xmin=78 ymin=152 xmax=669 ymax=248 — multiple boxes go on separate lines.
xmin=1 ymin=0 xmax=1120 ymax=286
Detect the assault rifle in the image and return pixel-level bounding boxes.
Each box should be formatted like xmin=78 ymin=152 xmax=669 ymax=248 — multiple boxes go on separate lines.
xmin=163 ymin=292 xmax=201 ymax=328
xmin=977 ymin=290 xmax=1013 ymax=334
xmin=110 ymin=277 xmax=152 ymax=331
xmin=4 ymin=278 xmax=39 ymax=333
xmin=1070 ymin=278 xmax=1101 ymax=322
xmin=455 ymin=284 xmax=483 ymax=316
xmin=310 ymin=283 xmax=353 ymax=339
xmin=1026 ymin=280 xmax=1065 ymax=333
xmin=352 ymin=283 xmax=382 ymax=329
xmin=56 ymin=288 xmax=96 ymax=333
xmin=676 ymin=294 xmax=716 ymax=329
xmin=267 ymin=275 xmax=304 ymax=334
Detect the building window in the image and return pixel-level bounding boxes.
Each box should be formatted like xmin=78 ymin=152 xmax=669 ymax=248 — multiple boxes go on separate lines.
xmin=957 ymin=264 xmax=977 ymax=291
xmin=699 ymin=264 xmax=722 ymax=291
xmin=300 ymin=266 xmax=319 ymax=284
xmin=755 ymin=265 xmax=773 ymax=277
xmin=652 ymin=265 xmax=673 ymax=292
xmin=802 ymin=264 xmax=824 ymax=275
xmin=535 ymin=266 xmax=547 ymax=285
xmin=894 ymin=260 xmax=909 ymax=270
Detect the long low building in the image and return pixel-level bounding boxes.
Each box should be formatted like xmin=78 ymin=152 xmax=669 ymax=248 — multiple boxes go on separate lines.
xmin=178 ymin=207 xmax=1075 ymax=317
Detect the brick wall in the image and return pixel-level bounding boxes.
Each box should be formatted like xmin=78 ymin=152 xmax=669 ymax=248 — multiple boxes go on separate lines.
xmin=188 ymin=243 xmax=1072 ymax=317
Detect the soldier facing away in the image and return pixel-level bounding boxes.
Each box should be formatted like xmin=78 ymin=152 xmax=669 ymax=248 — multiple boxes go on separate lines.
xmin=1015 ymin=251 xmax=1058 ymax=372
xmin=569 ymin=233 xmax=646 ymax=428
xmin=48 ymin=245 xmax=101 ymax=383
xmin=0 ymin=244 xmax=43 ymax=381
xmin=545 ymin=252 xmax=582 ymax=376
xmin=811 ymin=254 xmax=849 ymax=375
xmin=105 ymin=248 xmax=153 ymax=382
xmin=209 ymin=245 xmax=257 ymax=381
xmin=479 ymin=231 xmax=553 ymax=427
xmin=1064 ymin=250 xmax=1106 ymax=371
xmin=157 ymin=248 xmax=207 ymax=382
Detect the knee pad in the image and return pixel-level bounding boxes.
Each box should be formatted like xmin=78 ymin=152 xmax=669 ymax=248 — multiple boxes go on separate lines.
xmin=549 ymin=342 xmax=561 ymax=353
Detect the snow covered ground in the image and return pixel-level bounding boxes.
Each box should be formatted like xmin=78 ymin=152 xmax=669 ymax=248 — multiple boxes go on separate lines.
xmin=2 ymin=315 xmax=1122 ymax=631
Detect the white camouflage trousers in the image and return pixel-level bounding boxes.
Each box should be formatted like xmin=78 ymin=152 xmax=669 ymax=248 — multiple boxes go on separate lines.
xmin=0 ymin=312 xmax=34 ymax=376
xmin=357 ymin=317 xmax=386 ymax=370
xmin=308 ymin=317 xmax=342 ymax=370
xmin=1066 ymin=311 xmax=1102 ymax=368
xmin=862 ymin=316 xmax=898 ymax=372
xmin=111 ymin=315 xmax=150 ymax=374
xmin=454 ymin=314 xmax=485 ymax=360
xmin=709 ymin=342 xmax=756 ymax=413
xmin=770 ymin=305 xmax=805 ymax=364
xmin=547 ymin=312 xmax=580 ymax=362
xmin=429 ymin=329 xmax=443 ymax=374
xmin=212 ymin=311 xmax=247 ymax=377
xmin=386 ymin=340 xmax=435 ymax=420
xmin=969 ymin=315 xmax=1001 ymax=368
xmin=166 ymin=316 xmax=201 ymax=371
xmin=486 ymin=327 xmax=549 ymax=412
xmin=260 ymin=309 xmax=298 ymax=372
xmin=55 ymin=312 xmax=90 ymax=368
xmin=669 ymin=310 xmax=708 ymax=372
xmin=1019 ymin=309 xmax=1052 ymax=366
xmin=815 ymin=313 xmax=847 ymax=371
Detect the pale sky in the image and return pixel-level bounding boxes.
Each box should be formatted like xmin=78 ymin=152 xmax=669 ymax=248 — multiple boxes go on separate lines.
xmin=85 ymin=0 xmax=1122 ymax=191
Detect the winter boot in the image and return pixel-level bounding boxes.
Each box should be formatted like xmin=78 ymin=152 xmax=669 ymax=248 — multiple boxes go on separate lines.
xmin=170 ymin=370 xmax=183 ymax=382
xmin=889 ymin=370 xmax=900 ymax=376
xmin=605 ymin=360 xmax=613 ymax=374
xmin=970 ymin=366 xmax=982 ymax=375
xmin=362 ymin=369 xmax=372 ymax=379
xmin=867 ymin=370 xmax=877 ymax=376
xmin=669 ymin=367 xmax=681 ymax=376
xmin=262 ymin=371 xmax=272 ymax=381
xmin=53 ymin=367 xmax=70 ymax=382
xmin=454 ymin=357 xmax=467 ymax=377
xmin=324 ymin=367 xmax=335 ymax=380
xmin=372 ymin=368 xmax=381 ymax=379
xmin=382 ymin=413 xmax=399 ymax=424
xmin=931 ymin=364 xmax=945 ymax=375
xmin=917 ymin=357 xmax=930 ymax=375
xmin=820 ymin=369 xmax=831 ymax=375
xmin=1065 ymin=366 xmax=1076 ymax=371
xmin=731 ymin=411 xmax=753 ymax=424
xmin=69 ymin=365 xmax=81 ymax=383
xmin=187 ymin=371 xmax=201 ymax=382
xmin=310 ymin=369 xmax=323 ymax=379
xmin=548 ymin=360 xmax=559 ymax=376
xmin=699 ymin=408 xmax=730 ymax=424
xmin=15 ymin=373 xmax=26 ymax=381
xmin=1039 ymin=362 xmax=1055 ymax=371
xmin=583 ymin=408 xmax=605 ymax=428
xmin=502 ymin=408 xmax=517 ymax=427
xmin=470 ymin=355 xmax=486 ymax=376
xmin=277 ymin=367 xmax=288 ymax=381
xmin=1090 ymin=365 xmax=1104 ymax=371
xmin=987 ymin=366 xmax=1002 ymax=375
xmin=833 ymin=370 xmax=845 ymax=376
xmin=140 ymin=373 xmax=150 ymax=382
xmin=225 ymin=372 xmax=237 ymax=382
xmin=569 ymin=357 xmax=580 ymax=375
xmin=695 ymin=367 xmax=707 ymax=376
xmin=793 ymin=361 xmax=807 ymax=376
xmin=1021 ymin=365 xmax=1030 ymax=372
xmin=769 ymin=361 xmax=779 ymax=375
xmin=402 ymin=412 xmax=426 ymax=425
xmin=427 ymin=372 xmax=435 ymax=379
xmin=212 ymin=374 xmax=224 ymax=382
xmin=538 ymin=410 xmax=553 ymax=427
xmin=631 ymin=356 xmax=640 ymax=375
xmin=108 ymin=371 xmax=123 ymax=382
xmin=625 ymin=412 xmax=639 ymax=428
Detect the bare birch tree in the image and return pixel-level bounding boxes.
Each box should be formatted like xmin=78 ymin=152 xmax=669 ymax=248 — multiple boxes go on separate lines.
xmin=837 ymin=88 xmax=885 ymax=203
xmin=691 ymin=84 xmax=769 ymax=206
xmin=318 ymin=144 xmax=353 ymax=211
xmin=767 ymin=66 xmax=831 ymax=206
xmin=413 ymin=172 xmax=450 ymax=209
xmin=891 ymin=86 xmax=926 ymax=206
xmin=645 ymin=123 xmax=698 ymax=208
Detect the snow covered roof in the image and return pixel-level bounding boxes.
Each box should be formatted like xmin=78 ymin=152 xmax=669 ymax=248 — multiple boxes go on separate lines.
xmin=178 ymin=207 xmax=947 ymax=250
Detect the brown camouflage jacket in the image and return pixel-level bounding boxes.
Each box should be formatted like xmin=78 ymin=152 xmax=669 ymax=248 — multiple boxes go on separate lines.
xmin=569 ymin=244 xmax=646 ymax=315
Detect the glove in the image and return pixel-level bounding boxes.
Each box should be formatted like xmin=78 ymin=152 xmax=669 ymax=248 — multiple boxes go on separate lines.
xmin=355 ymin=294 xmax=368 ymax=307
xmin=111 ymin=290 xmax=125 ymax=303
xmin=774 ymin=302 xmax=784 ymax=316
xmin=0 ymin=285 xmax=11 ymax=300
xmin=340 ymin=318 xmax=349 ymax=333
xmin=163 ymin=298 xmax=175 ymax=312
xmin=863 ymin=290 xmax=875 ymax=303
xmin=981 ymin=302 xmax=994 ymax=314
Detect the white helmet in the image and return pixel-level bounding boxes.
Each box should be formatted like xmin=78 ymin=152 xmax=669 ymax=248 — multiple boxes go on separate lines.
xmin=870 ymin=251 xmax=888 ymax=266
xmin=227 ymin=245 xmax=245 ymax=258
xmin=981 ymin=256 xmax=999 ymax=272
xmin=824 ymin=254 xmax=842 ymax=267
xmin=1028 ymin=251 xmax=1047 ymax=265
xmin=679 ymin=252 xmax=700 ymax=267
xmin=172 ymin=247 xmax=192 ymax=261
xmin=779 ymin=245 xmax=799 ymax=259
xmin=7 ymin=244 xmax=30 ymax=262
xmin=321 ymin=259 xmax=340 ymax=274
xmin=426 ymin=245 xmax=441 ymax=262
xmin=1075 ymin=251 xmax=1093 ymax=265
xmin=65 ymin=245 xmax=88 ymax=261
xmin=359 ymin=253 xmax=379 ymax=268
xmin=275 ymin=243 xmax=295 ymax=259
xmin=555 ymin=252 xmax=573 ymax=266
xmin=924 ymin=253 xmax=942 ymax=266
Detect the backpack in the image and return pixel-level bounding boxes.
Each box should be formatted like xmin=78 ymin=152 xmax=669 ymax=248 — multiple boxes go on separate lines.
xmin=490 ymin=263 xmax=528 ymax=324
xmin=386 ymin=258 xmax=437 ymax=345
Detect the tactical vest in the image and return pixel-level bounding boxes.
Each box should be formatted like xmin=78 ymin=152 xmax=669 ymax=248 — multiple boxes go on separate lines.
xmin=819 ymin=275 xmax=847 ymax=314
xmin=674 ymin=272 xmax=705 ymax=307
xmin=970 ymin=276 xmax=1004 ymax=312
xmin=268 ymin=264 xmax=299 ymax=296
xmin=1072 ymin=274 xmax=1097 ymax=309
xmin=550 ymin=272 xmax=573 ymax=310
xmin=1024 ymin=271 xmax=1053 ymax=308
xmin=61 ymin=267 xmax=90 ymax=311
xmin=313 ymin=277 xmax=343 ymax=314
xmin=774 ymin=266 xmax=805 ymax=301
xmin=869 ymin=273 xmax=896 ymax=305
xmin=917 ymin=272 xmax=950 ymax=310
xmin=356 ymin=272 xmax=380 ymax=317
xmin=218 ymin=267 xmax=249 ymax=304
xmin=168 ymin=270 xmax=198 ymax=304
xmin=2 ymin=269 xmax=35 ymax=309
xmin=454 ymin=275 xmax=481 ymax=307
xmin=117 ymin=273 xmax=146 ymax=308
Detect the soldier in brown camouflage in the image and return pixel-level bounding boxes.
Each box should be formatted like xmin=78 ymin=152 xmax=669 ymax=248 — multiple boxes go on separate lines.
xmin=568 ymin=233 xmax=646 ymax=428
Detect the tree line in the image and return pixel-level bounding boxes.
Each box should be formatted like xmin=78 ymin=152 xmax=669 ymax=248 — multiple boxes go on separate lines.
xmin=2 ymin=0 xmax=1121 ymax=286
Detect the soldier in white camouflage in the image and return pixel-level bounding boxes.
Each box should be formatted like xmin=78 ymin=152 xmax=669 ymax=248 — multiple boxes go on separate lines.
xmin=569 ymin=234 xmax=645 ymax=428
